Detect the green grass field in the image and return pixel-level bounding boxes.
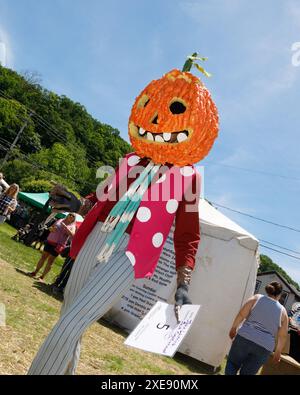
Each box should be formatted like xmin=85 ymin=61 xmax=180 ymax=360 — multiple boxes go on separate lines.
xmin=0 ymin=222 xmax=225 ymax=375
xmin=0 ymin=223 xmax=64 ymax=281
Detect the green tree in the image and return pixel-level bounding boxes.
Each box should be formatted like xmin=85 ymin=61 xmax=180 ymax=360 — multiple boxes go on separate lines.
xmin=21 ymin=179 xmax=53 ymax=193
xmin=30 ymin=143 xmax=77 ymax=181
xmin=259 ymin=254 xmax=300 ymax=291
xmin=1 ymin=159 xmax=33 ymax=186
xmin=0 ymin=64 xmax=131 ymax=196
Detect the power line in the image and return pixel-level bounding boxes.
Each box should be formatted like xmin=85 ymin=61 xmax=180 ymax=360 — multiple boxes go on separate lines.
xmin=28 ymin=111 xmax=101 ymax=167
xmin=0 ymin=143 xmax=10 ymax=152
xmin=210 ymin=201 xmax=300 ymax=258
xmin=0 ymin=136 xmax=96 ymax=190
xmin=0 ymin=137 xmax=11 ymax=147
xmin=205 ymin=161 xmax=300 ymax=182
xmin=260 ymin=244 xmax=300 ymax=261
xmin=2 ymin=116 xmax=31 ymax=165
xmin=211 ymin=202 xmax=300 ymax=234
xmin=0 ymin=88 xmax=99 ymax=166
xmin=0 ymin=88 xmax=101 ymax=168
xmin=260 ymin=240 xmax=300 ymax=255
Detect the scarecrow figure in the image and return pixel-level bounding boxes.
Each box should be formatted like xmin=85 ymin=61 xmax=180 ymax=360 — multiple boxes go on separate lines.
xmin=28 ymin=54 xmax=219 ymax=375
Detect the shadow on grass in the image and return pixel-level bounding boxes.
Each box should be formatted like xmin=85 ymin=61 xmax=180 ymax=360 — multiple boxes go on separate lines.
xmin=99 ymin=318 xmax=129 ymax=338
xmin=32 ymin=280 xmax=64 ymax=302
xmin=15 ymin=268 xmax=64 ymax=302
xmin=15 ymin=267 xmax=35 ymax=277
xmin=173 ymin=352 xmax=221 ymax=375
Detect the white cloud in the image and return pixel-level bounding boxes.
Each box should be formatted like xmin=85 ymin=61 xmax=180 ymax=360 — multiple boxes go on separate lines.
xmin=220 ymin=52 xmax=299 ymax=127
xmin=0 ymin=26 xmax=13 ymax=68
xmin=179 ymin=2 xmax=300 ymax=124
xmin=0 ymin=41 xmax=6 ymax=66
xmin=251 ymin=65 xmax=298 ymax=98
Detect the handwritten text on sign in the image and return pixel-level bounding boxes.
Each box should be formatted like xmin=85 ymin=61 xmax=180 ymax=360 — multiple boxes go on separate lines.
xmin=124 ymin=301 xmax=200 ymax=357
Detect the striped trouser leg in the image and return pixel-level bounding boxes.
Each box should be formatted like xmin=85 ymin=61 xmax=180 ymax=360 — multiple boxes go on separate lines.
xmin=60 ymin=223 xmax=129 ymax=374
xmin=61 ymin=223 xmax=112 ymax=314
xmin=27 ymin=249 xmax=134 ymax=375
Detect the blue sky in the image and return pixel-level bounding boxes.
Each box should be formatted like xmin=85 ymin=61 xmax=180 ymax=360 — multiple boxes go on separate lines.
xmin=1 ymin=0 xmax=300 ymax=284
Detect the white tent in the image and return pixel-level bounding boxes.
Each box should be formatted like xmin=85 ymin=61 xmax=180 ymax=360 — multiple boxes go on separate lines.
xmin=105 ymin=198 xmax=259 ymax=368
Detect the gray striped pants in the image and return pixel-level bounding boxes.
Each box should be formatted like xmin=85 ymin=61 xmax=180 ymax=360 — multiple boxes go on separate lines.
xmin=28 ymin=222 xmax=134 ymax=375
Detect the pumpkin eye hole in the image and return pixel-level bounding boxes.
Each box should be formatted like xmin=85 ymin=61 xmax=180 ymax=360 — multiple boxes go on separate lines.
xmin=169 ymin=100 xmax=187 ymax=114
xmin=137 ymin=94 xmax=150 ymax=109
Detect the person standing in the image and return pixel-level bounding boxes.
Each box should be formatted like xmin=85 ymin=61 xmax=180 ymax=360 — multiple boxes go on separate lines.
xmin=51 ymin=253 xmax=75 ymax=296
xmin=225 ymin=281 xmax=288 ymax=375
xmin=0 ymin=173 xmax=9 ymax=194
xmin=28 ymin=214 xmax=76 ymax=281
xmin=0 ymin=183 xmax=19 ymax=224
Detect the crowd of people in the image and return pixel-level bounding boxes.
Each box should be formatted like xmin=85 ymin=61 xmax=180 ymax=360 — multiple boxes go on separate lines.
xmin=0 ymin=172 xmax=81 ymax=288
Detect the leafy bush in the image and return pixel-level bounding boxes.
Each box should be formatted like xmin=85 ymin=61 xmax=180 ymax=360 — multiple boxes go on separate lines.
xmin=21 ymin=179 xmax=52 ymax=193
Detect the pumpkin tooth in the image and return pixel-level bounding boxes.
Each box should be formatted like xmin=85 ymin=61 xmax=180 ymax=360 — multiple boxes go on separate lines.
xmin=146 ymin=132 xmax=154 ymax=141
xmin=139 ymin=127 xmax=146 ymax=136
xmin=154 ymin=135 xmax=164 ymax=143
xmin=177 ymin=132 xmax=188 ymax=142
xmin=163 ymin=133 xmax=171 ymax=142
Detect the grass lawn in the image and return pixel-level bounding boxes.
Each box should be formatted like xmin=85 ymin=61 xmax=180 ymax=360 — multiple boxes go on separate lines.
xmin=0 ymin=222 xmax=225 ymax=375
xmin=0 ymin=222 xmax=64 ymax=282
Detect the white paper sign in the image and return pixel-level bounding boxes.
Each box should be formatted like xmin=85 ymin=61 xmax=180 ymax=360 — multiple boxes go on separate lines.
xmin=124 ymin=301 xmax=200 ymax=357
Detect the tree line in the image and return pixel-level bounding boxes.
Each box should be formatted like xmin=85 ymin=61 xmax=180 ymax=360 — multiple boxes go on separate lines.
xmin=259 ymin=254 xmax=299 ymax=291
xmin=0 ymin=65 xmax=131 ymax=196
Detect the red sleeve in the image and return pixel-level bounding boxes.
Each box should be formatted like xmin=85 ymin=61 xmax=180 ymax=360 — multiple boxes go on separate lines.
xmin=173 ymin=172 xmax=200 ymax=271
xmin=84 ymin=192 xmax=98 ymax=205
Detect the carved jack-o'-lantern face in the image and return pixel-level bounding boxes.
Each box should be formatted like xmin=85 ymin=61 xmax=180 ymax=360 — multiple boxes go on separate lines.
xmin=129 ymin=69 xmax=219 ymax=166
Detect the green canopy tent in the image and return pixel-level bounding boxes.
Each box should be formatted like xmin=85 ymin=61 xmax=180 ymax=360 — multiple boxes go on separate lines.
xmin=18 ymin=192 xmax=51 ymax=211
xmin=18 ymin=192 xmax=84 ymax=222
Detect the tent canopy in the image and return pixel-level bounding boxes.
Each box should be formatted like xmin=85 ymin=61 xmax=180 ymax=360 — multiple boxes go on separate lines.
xmin=18 ymin=192 xmax=83 ymax=222
xmin=18 ymin=192 xmax=50 ymax=210
xmin=105 ymin=198 xmax=259 ymax=368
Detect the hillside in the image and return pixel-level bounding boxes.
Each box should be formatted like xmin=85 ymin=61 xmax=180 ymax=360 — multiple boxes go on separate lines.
xmin=259 ymin=254 xmax=300 ymax=291
xmin=0 ymin=65 xmax=131 ymax=196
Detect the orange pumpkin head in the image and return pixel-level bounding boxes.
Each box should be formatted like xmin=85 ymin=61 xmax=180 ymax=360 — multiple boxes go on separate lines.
xmin=128 ymin=68 xmax=219 ymax=166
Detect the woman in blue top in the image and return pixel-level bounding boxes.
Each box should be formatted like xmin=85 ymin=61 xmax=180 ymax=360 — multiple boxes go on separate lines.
xmin=225 ymin=281 xmax=288 ymax=375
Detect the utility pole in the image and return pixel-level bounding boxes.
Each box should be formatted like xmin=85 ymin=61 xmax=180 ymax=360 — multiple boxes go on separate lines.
xmin=2 ymin=114 xmax=32 ymax=165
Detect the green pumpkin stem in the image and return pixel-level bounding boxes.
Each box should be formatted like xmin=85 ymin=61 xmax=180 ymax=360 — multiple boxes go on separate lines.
xmin=182 ymin=52 xmax=198 ymax=72
xmin=182 ymin=52 xmax=212 ymax=77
